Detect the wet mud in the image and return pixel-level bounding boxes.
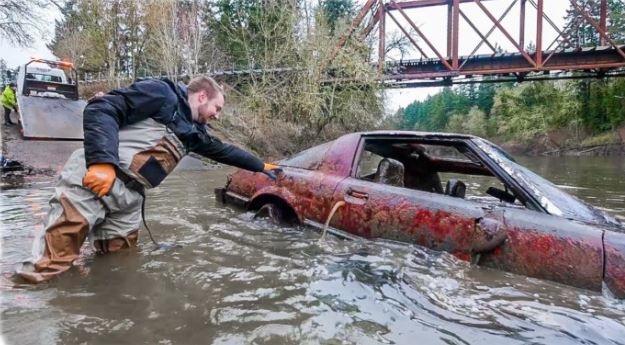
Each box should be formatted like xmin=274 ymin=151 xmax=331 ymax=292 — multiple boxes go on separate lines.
xmin=1 ymin=119 xmax=81 ymax=186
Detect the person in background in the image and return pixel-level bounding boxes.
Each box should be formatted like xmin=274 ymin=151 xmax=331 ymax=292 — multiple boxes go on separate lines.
xmin=16 ymin=76 xmax=280 ymax=283
xmin=1 ymin=82 xmax=19 ymax=125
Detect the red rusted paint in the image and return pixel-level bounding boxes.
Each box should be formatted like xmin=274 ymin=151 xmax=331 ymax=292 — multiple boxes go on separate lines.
xmin=604 ymin=231 xmax=625 ymax=298
xmin=479 ymin=212 xmax=604 ymax=292
xmin=532 ymin=235 xmax=555 ymax=253
xmin=319 ymin=133 xmax=361 ymax=176
xmin=223 ymin=131 xmax=623 ymax=297
xmin=454 ymin=252 xmax=471 ymax=262
xmin=227 ymin=170 xmax=257 ymax=197
xmin=329 ymin=184 xmax=479 ymax=253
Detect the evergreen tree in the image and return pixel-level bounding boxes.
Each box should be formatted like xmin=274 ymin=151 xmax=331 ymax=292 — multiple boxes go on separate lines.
xmin=561 ymin=0 xmax=625 ymax=48
xmin=207 ymin=0 xmax=299 ymax=68
xmin=0 ymin=58 xmax=11 ymax=85
xmin=321 ymin=0 xmax=355 ymax=34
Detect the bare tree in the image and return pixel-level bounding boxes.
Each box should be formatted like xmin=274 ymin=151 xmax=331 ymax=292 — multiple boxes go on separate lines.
xmin=146 ymin=0 xmax=181 ymax=79
xmin=53 ymin=29 xmax=88 ymax=64
xmin=178 ymin=0 xmax=204 ymax=76
xmin=0 ymin=0 xmax=49 ymax=46
xmin=124 ymin=2 xmax=150 ymax=79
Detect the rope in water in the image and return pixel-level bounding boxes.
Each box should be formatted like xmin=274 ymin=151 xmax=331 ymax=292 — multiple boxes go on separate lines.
xmin=319 ymin=201 xmax=345 ymax=243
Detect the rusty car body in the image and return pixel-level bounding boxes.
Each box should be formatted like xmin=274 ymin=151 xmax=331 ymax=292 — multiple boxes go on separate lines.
xmin=215 ymin=131 xmax=625 ymax=298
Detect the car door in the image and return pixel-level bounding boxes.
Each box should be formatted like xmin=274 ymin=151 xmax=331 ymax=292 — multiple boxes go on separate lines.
xmin=329 ymin=176 xmax=606 ymax=292
xmin=278 ymin=167 xmax=347 ymax=225
xmin=329 ymin=176 xmax=495 ymax=257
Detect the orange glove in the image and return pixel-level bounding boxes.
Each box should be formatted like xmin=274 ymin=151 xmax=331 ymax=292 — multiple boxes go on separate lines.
xmin=263 ymin=163 xmax=279 ymax=171
xmin=262 ymin=163 xmax=282 ymax=180
xmin=82 ymin=163 xmax=116 ymax=197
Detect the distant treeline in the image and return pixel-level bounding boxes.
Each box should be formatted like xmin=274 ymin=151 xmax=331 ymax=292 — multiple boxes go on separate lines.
xmin=388 ymin=78 xmax=625 ymax=143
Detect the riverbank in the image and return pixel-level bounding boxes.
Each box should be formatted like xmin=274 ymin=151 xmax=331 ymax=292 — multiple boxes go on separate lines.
xmin=541 ymin=143 xmax=625 ymax=156
xmin=498 ymin=126 xmax=625 ymax=157
xmin=502 ymin=141 xmax=625 ymax=156
xmin=0 ymin=114 xmax=82 ymax=186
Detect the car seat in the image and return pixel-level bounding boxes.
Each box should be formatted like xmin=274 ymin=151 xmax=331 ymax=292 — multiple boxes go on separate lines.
xmin=445 ymin=179 xmax=466 ymax=198
xmin=373 ymin=158 xmax=405 ymax=187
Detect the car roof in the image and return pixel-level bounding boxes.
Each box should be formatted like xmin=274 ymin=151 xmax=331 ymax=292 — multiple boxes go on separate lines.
xmin=357 ymin=130 xmax=479 ymax=140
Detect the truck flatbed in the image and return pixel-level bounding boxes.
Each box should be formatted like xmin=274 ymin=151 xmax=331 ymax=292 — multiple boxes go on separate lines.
xmin=18 ymin=95 xmax=86 ymax=139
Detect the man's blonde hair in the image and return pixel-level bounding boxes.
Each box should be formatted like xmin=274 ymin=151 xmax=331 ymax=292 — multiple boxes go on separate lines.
xmin=187 ymin=76 xmax=224 ymax=100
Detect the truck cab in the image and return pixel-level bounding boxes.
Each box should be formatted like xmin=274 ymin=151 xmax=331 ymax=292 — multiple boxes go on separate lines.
xmin=16 ymin=59 xmax=78 ymax=100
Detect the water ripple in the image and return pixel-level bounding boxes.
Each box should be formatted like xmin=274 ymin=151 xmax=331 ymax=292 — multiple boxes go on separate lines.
xmin=2 ymin=167 xmax=625 ymax=345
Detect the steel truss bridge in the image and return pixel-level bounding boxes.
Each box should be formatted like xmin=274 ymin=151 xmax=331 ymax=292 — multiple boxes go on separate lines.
xmin=80 ymin=1 xmax=625 ymax=88
xmin=337 ymin=0 xmax=625 ymax=87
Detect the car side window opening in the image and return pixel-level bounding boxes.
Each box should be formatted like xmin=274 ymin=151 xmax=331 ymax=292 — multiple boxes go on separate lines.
xmin=355 ymin=138 xmax=526 ymax=209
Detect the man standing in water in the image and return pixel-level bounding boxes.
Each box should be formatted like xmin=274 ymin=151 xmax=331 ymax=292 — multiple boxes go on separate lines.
xmin=17 ymin=76 xmax=279 ymax=283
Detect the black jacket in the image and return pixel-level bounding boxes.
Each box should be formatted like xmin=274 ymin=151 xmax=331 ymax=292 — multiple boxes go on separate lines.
xmin=82 ymin=78 xmax=265 ymax=173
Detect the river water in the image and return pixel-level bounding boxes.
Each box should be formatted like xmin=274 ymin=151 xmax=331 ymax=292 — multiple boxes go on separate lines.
xmin=1 ymin=156 xmax=624 ymax=345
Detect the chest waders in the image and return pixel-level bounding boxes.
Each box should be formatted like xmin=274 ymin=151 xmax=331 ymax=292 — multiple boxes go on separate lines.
xmin=117 ymin=171 xmax=178 ymax=250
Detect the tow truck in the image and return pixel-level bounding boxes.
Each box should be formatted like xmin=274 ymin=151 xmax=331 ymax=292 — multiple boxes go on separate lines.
xmin=15 ymin=58 xmax=86 ymax=139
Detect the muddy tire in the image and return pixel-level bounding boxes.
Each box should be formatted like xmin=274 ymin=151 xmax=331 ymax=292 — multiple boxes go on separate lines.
xmin=253 ymin=203 xmax=286 ymax=224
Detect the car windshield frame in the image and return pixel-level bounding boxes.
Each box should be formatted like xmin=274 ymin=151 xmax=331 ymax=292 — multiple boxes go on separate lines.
xmin=473 ymin=138 xmax=616 ymax=225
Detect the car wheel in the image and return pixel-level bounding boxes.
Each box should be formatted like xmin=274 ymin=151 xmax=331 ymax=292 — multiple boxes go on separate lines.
xmin=253 ymin=203 xmax=286 ymax=224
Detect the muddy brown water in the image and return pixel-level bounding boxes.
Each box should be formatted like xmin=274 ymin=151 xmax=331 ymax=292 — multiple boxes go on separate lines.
xmin=1 ymin=156 xmax=624 ymax=345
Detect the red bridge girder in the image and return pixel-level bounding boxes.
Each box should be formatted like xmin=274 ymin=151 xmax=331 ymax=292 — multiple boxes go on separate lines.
xmin=385 ymin=45 xmax=625 ymax=80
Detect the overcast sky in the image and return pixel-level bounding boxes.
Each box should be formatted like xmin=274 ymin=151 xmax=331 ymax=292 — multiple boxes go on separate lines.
xmin=384 ymin=1 xmax=568 ymax=112
xmin=0 ymin=3 xmax=60 ymax=67
xmin=0 ymin=1 xmax=568 ymax=112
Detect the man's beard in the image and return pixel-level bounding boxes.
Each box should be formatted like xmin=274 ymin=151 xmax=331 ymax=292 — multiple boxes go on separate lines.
xmin=190 ymin=107 xmax=200 ymax=122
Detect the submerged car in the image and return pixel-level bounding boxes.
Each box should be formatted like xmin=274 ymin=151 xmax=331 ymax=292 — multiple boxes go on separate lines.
xmin=216 ymin=131 xmax=625 ymax=297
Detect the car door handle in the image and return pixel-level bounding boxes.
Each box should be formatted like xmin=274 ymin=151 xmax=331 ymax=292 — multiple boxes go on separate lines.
xmin=346 ymin=188 xmax=369 ymax=200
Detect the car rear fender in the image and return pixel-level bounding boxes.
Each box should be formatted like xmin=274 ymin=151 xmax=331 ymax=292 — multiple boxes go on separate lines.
xmin=480 ymin=208 xmax=604 ymax=292
xmin=248 ymin=186 xmax=302 ymax=223
xmin=603 ymin=230 xmax=625 ymax=298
